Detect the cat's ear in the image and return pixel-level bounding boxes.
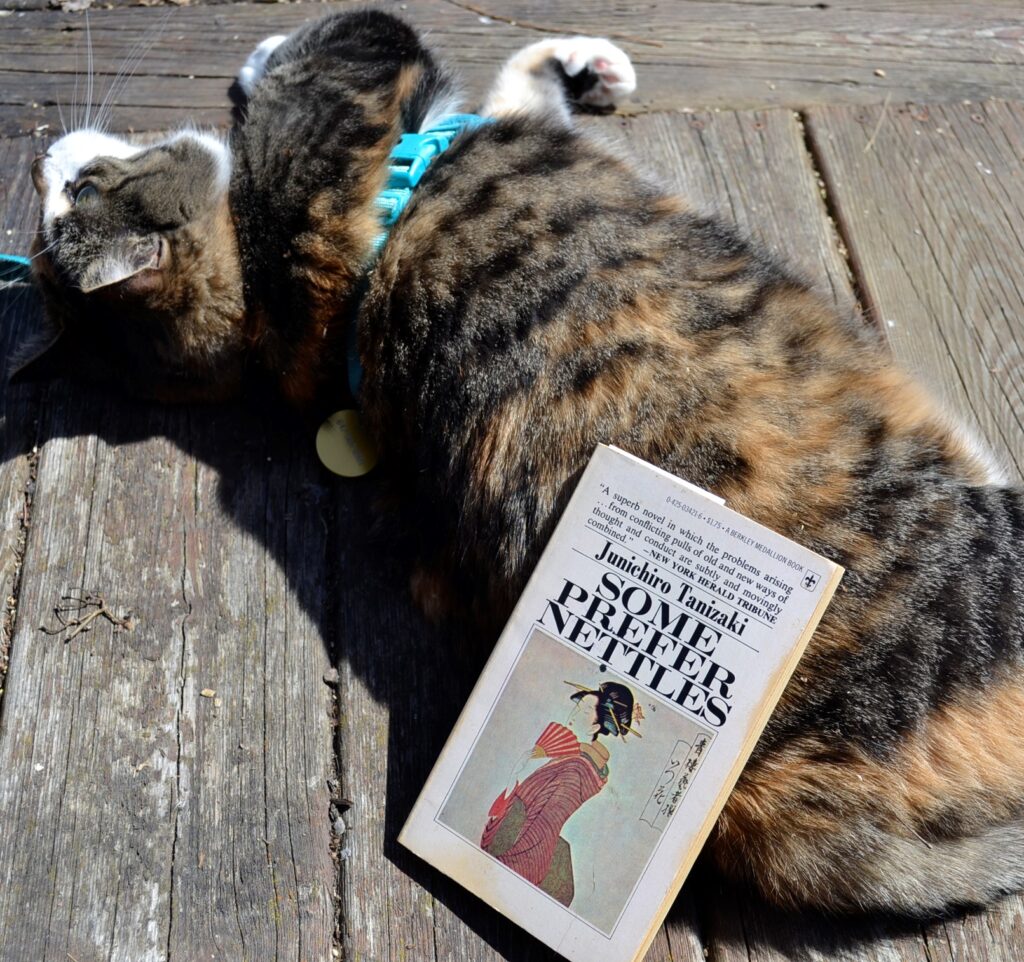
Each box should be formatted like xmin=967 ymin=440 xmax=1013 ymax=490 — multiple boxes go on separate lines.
xmin=79 ymin=234 xmax=163 ymax=294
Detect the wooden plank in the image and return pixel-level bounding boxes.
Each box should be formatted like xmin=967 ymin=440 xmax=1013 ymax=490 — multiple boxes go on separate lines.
xmin=807 ymin=99 xmax=1024 ymax=481
xmin=435 ymin=0 xmax=1024 ymax=112
xmin=707 ymin=900 xmax=1024 ymax=962
xmin=0 ymin=389 xmax=184 ymax=961
xmin=0 ymin=137 xmax=41 ymax=702
xmin=806 ymin=97 xmax=1024 ymax=960
xmin=702 ymin=886 xmax=936 ymax=962
xmin=165 ymin=413 xmax=336 ymax=959
xmin=331 ymin=509 xmax=513 ymax=962
xmin=0 ymin=389 xmax=337 ymax=961
xmin=1 ymin=0 xmax=1023 ymax=136
xmin=926 ymin=901 xmax=1024 ymax=962
xmin=0 ymin=140 xmax=336 ymax=956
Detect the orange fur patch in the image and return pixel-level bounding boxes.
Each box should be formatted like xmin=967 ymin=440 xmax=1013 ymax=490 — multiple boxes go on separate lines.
xmin=714 ymin=675 xmax=1024 ymax=903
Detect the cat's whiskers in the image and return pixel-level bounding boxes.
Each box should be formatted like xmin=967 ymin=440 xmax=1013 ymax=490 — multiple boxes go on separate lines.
xmin=92 ymin=12 xmax=171 ymax=136
xmin=71 ymin=40 xmax=81 ymax=131
xmin=55 ymin=91 xmax=68 ymax=137
xmin=27 ymin=240 xmax=58 ymax=262
xmin=84 ymin=13 xmax=94 ymax=130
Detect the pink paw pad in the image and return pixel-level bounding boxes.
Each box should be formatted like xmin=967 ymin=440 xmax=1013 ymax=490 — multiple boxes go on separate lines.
xmin=554 ymin=38 xmax=637 ymax=108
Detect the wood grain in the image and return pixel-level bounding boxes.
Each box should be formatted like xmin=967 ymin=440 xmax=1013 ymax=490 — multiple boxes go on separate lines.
xmin=807 ymin=99 xmax=1024 ymax=482
xmin=0 ymin=137 xmax=42 ymax=706
xmin=0 ymin=399 xmax=339 ymax=962
xmin=0 ymin=401 xmax=339 ymax=961
xmin=1 ymin=0 xmax=1022 ymax=135
xmin=164 ymin=417 xmax=337 ymax=961
xmin=0 ymin=390 xmax=185 ymax=961
xmin=0 ymin=257 xmax=337 ymax=962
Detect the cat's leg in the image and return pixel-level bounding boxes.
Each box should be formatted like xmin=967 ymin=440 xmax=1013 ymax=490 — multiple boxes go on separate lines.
xmin=482 ymin=38 xmax=636 ymax=124
xmin=236 ymin=35 xmax=288 ymax=98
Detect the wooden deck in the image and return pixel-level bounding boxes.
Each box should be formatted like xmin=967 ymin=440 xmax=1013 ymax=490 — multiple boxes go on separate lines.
xmin=1 ymin=2 xmax=1023 ymax=960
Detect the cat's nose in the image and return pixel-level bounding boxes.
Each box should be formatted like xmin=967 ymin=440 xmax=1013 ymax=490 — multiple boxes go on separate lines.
xmin=30 ymin=156 xmax=48 ymax=197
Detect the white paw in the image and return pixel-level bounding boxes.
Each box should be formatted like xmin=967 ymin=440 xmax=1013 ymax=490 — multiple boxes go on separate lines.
xmin=553 ymin=37 xmax=636 ymax=107
xmin=237 ymin=35 xmax=287 ymax=97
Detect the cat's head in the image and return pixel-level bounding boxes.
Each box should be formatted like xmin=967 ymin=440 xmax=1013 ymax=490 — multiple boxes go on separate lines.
xmin=20 ymin=127 xmax=247 ymax=401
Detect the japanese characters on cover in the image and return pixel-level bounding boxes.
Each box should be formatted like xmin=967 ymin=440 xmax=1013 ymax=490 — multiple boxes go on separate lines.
xmin=400 ymin=445 xmax=843 ymax=962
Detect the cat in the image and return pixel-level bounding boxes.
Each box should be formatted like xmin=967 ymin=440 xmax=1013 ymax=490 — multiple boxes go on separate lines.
xmin=17 ymin=8 xmax=1024 ymax=919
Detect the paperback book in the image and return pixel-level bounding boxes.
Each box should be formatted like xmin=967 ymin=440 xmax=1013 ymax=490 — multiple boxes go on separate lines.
xmin=400 ymin=444 xmax=843 ymax=962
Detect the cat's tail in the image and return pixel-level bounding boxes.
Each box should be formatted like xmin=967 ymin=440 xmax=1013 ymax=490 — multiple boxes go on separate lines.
xmin=845 ymin=824 xmax=1024 ymax=914
xmin=721 ymin=818 xmax=1024 ymax=916
xmin=713 ymin=724 xmax=1024 ymax=915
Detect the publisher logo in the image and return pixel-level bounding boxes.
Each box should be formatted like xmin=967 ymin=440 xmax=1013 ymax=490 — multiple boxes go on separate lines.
xmin=801 ymin=571 xmax=821 ymax=591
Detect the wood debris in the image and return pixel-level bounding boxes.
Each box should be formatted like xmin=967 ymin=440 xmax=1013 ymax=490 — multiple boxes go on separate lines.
xmin=39 ymin=590 xmax=135 ymax=642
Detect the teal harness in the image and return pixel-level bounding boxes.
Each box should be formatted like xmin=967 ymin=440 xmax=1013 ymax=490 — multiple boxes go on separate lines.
xmin=370 ymin=113 xmax=493 ymax=255
xmin=347 ymin=113 xmax=493 ymax=397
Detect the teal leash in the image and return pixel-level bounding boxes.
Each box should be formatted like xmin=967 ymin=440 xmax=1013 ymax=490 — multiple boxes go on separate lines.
xmin=0 ymin=254 xmax=32 ymax=284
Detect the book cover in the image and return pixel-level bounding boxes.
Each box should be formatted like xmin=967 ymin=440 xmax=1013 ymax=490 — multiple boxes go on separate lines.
xmin=400 ymin=444 xmax=843 ymax=962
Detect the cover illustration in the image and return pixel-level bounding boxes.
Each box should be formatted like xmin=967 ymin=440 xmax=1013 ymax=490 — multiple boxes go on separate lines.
xmin=438 ymin=628 xmax=712 ymax=935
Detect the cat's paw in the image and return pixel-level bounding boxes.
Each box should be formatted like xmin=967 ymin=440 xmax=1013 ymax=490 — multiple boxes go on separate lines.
xmin=553 ymin=37 xmax=637 ymax=108
xmin=237 ymin=35 xmax=287 ymax=97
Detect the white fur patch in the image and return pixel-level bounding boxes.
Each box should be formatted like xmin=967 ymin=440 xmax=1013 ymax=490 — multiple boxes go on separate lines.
xmin=237 ymin=34 xmax=288 ymax=97
xmin=419 ymin=93 xmax=466 ymax=134
xmin=40 ymin=129 xmax=140 ymax=224
xmin=957 ymin=423 xmax=1009 ymax=484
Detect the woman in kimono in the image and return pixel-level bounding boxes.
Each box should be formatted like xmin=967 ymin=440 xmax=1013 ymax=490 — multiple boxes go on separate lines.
xmin=481 ymin=681 xmax=642 ymax=906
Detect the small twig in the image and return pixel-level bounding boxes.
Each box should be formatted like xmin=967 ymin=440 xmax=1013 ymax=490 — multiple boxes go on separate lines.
xmin=863 ymin=92 xmax=893 ymax=153
xmin=444 ymin=0 xmax=665 ymax=47
xmin=62 ymin=605 xmax=107 ymax=640
xmin=40 ymin=590 xmax=135 ymax=641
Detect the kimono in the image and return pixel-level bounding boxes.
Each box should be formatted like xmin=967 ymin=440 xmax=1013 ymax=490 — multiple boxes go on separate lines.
xmin=482 ymin=729 xmax=608 ymax=906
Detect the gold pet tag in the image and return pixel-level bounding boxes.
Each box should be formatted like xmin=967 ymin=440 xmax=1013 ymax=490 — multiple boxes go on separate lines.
xmin=316 ymin=409 xmax=379 ymax=477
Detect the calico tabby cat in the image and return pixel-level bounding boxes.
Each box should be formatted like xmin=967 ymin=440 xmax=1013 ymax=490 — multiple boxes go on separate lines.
xmin=18 ymin=9 xmax=1024 ymax=918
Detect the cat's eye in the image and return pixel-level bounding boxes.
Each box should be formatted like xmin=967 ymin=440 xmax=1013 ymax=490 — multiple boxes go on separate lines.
xmin=73 ymin=184 xmax=99 ymax=206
